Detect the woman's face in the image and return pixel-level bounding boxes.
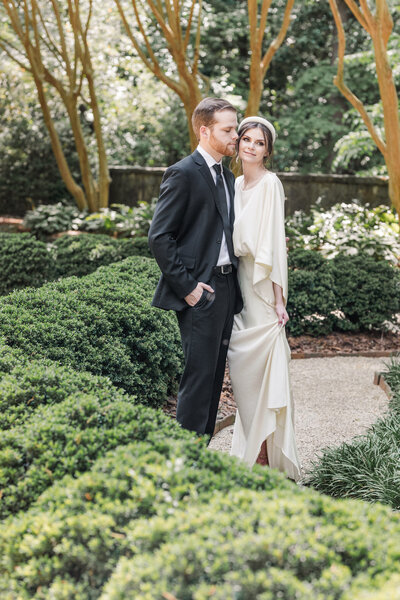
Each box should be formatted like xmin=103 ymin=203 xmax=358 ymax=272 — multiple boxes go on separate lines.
xmin=238 ymin=126 xmax=268 ymax=167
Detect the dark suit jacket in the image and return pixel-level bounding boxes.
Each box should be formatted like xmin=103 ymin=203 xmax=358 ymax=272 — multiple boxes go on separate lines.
xmin=148 ymin=149 xmax=242 ymax=313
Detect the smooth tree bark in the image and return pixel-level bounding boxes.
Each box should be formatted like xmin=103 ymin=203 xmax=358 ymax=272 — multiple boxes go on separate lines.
xmin=0 ymin=0 xmax=110 ymax=211
xmin=246 ymin=0 xmax=295 ymax=116
xmin=114 ymin=0 xmax=204 ymax=150
xmin=329 ymin=0 xmax=400 ymax=219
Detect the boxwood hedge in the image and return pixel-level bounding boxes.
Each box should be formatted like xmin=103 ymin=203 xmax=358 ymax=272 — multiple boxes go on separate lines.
xmin=52 ymin=233 xmax=151 ymax=278
xmin=0 ymin=439 xmax=399 ymax=599
xmin=0 ymin=344 xmax=400 ymax=599
xmin=0 ymin=257 xmax=183 ymax=406
xmin=287 ymin=249 xmax=400 ymax=336
xmin=287 ymin=250 xmax=337 ymax=336
xmin=2 ymin=234 xmax=398 ymax=337
xmin=330 ymin=253 xmax=400 ymax=331
xmin=100 ymin=490 xmax=400 ymax=600
xmin=0 ymin=353 xmax=128 ymax=430
xmin=0 ymin=232 xmax=54 ymax=295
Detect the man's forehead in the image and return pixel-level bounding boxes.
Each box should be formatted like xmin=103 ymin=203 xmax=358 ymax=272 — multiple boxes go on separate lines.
xmin=213 ymin=110 xmax=238 ymax=126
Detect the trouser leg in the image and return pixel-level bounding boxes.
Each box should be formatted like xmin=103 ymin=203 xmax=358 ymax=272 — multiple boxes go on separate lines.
xmin=204 ymin=273 xmax=235 ymax=435
xmin=176 ymin=273 xmax=236 ymax=435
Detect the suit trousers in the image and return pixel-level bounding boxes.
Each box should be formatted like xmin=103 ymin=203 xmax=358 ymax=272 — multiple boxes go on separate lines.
xmin=176 ymin=271 xmax=237 ymax=437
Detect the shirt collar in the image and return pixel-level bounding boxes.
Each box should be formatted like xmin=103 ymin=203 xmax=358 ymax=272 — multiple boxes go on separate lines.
xmin=197 ymin=144 xmax=222 ymax=169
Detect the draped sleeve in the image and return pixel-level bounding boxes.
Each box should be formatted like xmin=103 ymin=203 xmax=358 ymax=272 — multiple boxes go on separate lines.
xmin=233 ymin=173 xmax=288 ymax=305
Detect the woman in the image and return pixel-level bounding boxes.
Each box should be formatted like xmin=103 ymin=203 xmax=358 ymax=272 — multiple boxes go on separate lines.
xmin=228 ymin=116 xmax=301 ymax=481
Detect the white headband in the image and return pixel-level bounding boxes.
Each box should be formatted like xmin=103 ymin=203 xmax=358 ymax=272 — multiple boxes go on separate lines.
xmin=238 ymin=116 xmax=277 ymax=143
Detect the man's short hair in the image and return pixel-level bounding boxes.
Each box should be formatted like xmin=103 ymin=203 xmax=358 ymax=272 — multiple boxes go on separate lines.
xmin=192 ymin=97 xmax=237 ymax=140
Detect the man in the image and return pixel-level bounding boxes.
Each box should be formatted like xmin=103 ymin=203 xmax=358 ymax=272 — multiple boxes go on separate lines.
xmin=148 ymin=97 xmax=242 ymax=438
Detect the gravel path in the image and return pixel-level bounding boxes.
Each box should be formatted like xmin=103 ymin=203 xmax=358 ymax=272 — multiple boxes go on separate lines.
xmin=209 ymin=356 xmax=390 ymax=474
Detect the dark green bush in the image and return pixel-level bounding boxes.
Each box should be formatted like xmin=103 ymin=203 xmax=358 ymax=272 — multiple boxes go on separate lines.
xmin=0 ymin=233 xmax=54 ymax=295
xmin=330 ymin=253 xmax=400 ymax=331
xmin=304 ymin=358 xmax=400 ymax=509
xmin=287 ymin=249 xmax=337 ymax=336
xmin=0 ymin=105 xmax=80 ymax=216
xmin=0 ymin=257 xmax=182 ymax=405
xmin=52 ymin=233 xmax=151 ymax=278
xmin=286 ymin=249 xmax=400 ymax=336
xmin=0 ymin=354 xmax=128 ymax=430
xmin=0 ymin=343 xmax=399 ymax=599
xmin=0 ymin=338 xmax=26 ymax=375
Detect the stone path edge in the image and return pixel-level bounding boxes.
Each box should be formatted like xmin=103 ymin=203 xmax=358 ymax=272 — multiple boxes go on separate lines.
xmin=374 ymin=372 xmax=393 ymax=399
xmin=291 ymin=350 xmax=398 ymax=359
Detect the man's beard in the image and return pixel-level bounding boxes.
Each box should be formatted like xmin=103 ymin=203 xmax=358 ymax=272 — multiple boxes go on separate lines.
xmin=210 ymin=134 xmax=235 ymax=157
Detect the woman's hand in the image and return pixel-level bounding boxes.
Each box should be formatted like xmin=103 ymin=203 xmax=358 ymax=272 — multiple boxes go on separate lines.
xmin=275 ymin=301 xmax=289 ymax=326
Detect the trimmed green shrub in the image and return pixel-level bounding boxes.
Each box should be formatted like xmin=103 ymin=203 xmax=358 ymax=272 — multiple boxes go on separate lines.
xmin=0 ymin=442 xmax=398 ymax=599
xmin=52 ymin=233 xmax=151 ymax=278
xmin=287 ymin=249 xmax=337 ymax=336
xmin=0 ymin=338 xmax=26 ymax=375
xmin=304 ymin=359 xmax=400 ymax=509
xmin=0 ymin=393 xmax=196 ymax=519
xmin=0 ymin=442 xmax=290 ymax=597
xmin=0 ymin=354 xmax=129 ymax=430
xmin=0 ymin=233 xmax=54 ymax=295
xmin=100 ymin=491 xmax=400 ymax=600
xmin=286 ymin=249 xmax=400 ymax=336
xmin=0 ymin=257 xmax=182 ymax=405
xmin=330 ymin=253 xmax=400 ymax=331
xmin=0 ymin=343 xmax=399 ymax=599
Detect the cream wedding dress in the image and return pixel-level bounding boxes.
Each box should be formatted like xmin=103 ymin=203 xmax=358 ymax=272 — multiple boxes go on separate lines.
xmin=228 ymin=172 xmax=301 ymax=481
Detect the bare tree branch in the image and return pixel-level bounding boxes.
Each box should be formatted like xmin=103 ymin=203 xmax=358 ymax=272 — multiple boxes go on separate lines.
xmin=246 ymin=0 xmax=295 ymax=115
xmin=329 ymin=0 xmax=386 ymax=154
xmin=0 ymin=38 xmax=31 ymax=71
xmin=261 ymin=0 xmax=295 ymax=75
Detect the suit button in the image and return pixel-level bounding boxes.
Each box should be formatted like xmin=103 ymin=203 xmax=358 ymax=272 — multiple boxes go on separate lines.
xmin=216 ymin=240 xmax=221 ymax=244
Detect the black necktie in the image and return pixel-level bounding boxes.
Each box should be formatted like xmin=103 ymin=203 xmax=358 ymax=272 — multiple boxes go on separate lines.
xmin=212 ymin=163 xmax=229 ymax=220
xmin=212 ymin=164 xmax=236 ymax=266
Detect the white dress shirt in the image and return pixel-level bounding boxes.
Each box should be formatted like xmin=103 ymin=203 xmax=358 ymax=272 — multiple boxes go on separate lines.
xmin=196 ymin=144 xmax=231 ymax=266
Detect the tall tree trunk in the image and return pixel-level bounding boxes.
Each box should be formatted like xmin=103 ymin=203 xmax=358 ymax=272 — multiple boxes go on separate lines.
xmin=372 ymin=14 xmax=400 ymax=217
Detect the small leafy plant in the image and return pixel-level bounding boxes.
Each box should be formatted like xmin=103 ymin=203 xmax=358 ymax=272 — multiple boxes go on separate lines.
xmin=23 ymin=201 xmax=86 ymax=237
xmin=286 ymin=201 xmax=400 ymax=264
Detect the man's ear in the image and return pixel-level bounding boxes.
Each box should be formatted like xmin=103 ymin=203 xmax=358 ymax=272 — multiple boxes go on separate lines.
xmin=200 ymin=125 xmax=209 ymax=139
